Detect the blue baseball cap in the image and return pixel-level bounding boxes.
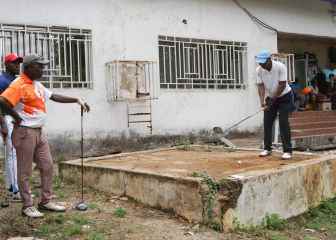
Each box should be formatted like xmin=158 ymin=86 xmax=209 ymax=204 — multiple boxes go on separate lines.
xmin=255 ymin=50 xmax=271 ymax=64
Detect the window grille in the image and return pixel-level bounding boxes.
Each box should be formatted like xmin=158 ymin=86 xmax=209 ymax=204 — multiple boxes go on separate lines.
xmin=0 ymin=23 xmax=92 ymax=88
xmin=272 ymin=53 xmax=295 ymax=83
xmin=158 ymin=35 xmax=247 ymax=90
xmin=105 ymin=60 xmax=157 ymax=102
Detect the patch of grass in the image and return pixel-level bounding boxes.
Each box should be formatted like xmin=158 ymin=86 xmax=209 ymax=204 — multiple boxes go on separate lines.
xmin=269 ymin=234 xmax=289 ymax=240
xmin=263 ymin=214 xmax=287 ymax=231
xmin=46 ymin=213 xmax=66 ymax=225
xmin=53 ymin=176 xmax=63 ymax=190
xmin=0 ymin=208 xmax=33 ymax=236
xmin=64 ymin=224 xmax=82 ymax=237
xmin=32 ymin=189 xmax=40 ymax=198
xmin=114 ymin=207 xmax=127 ymax=218
xmin=303 ymin=237 xmax=319 ymax=240
xmin=234 ymin=221 xmax=265 ymax=236
xmin=87 ymin=231 xmax=106 ymax=240
xmin=37 ymin=224 xmax=51 ymax=236
xmin=72 ymin=214 xmax=90 ymax=225
xmin=304 ymin=198 xmax=336 ymax=234
xmin=88 ymin=202 xmax=99 ymax=209
xmin=175 ymin=137 xmax=192 ymax=151
xmin=56 ymin=190 xmax=65 ymax=199
xmin=54 ymin=214 xmax=66 ymax=224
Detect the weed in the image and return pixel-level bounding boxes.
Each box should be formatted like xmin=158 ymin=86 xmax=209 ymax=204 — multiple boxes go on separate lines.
xmin=56 ymin=190 xmax=65 ymax=199
xmin=114 ymin=207 xmax=127 ymax=218
xmin=305 ymin=198 xmax=336 ymax=234
xmin=303 ymin=237 xmax=319 ymax=240
xmin=191 ymin=172 xmax=222 ymax=231
xmin=64 ymin=224 xmax=82 ymax=237
xmin=37 ymin=224 xmax=51 ymax=236
xmin=46 ymin=213 xmax=66 ymax=225
xmin=87 ymin=231 xmax=106 ymax=240
xmin=175 ymin=137 xmax=192 ymax=151
xmin=32 ymin=189 xmax=40 ymax=198
xmin=88 ymin=202 xmax=99 ymax=209
xmin=270 ymin=234 xmax=289 ymax=240
xmin=53 ymin=176 xmax=63 ymax=190
xmin=72 ymin=214 xmax=90 ymax=225
xmin=54 ymin=214 xmax=66 ymax=224
xmin=263 ymin=214 xmax=287 ymax=230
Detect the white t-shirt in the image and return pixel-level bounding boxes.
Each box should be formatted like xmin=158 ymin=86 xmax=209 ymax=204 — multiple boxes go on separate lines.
xmin=256 ymin=60 xmax=291 ymax=97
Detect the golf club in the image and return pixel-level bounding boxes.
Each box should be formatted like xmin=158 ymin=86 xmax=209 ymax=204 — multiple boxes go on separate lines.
xmin=222 ymin=108 xmax=264 ymax=136
xmin=76 ymin=106 xmax=88 ymax=211
xmin=213 ymin=108 xmax=263 ymax=148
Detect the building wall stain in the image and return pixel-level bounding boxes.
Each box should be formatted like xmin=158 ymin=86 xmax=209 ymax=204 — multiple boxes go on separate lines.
xmin=304 ymin=165 xmax=323 ymax=207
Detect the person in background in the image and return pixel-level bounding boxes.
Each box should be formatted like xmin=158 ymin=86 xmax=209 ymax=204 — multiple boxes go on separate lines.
xmin=290 ymin=78 xmax=303 ymax=111
xmin=0 ymin=53 xmax=23 ymax=202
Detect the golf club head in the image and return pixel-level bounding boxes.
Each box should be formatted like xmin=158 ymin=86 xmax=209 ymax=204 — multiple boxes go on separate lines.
xmin=76 ymin=202 xmax=88 ymax=211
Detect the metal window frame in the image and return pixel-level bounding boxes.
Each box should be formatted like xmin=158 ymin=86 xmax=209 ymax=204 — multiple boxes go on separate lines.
xmin=158 ymin=35 xmax=247 ymax=90
xmin=105 ymin=60 xmax=158 ymax=102
xmin=271 ymin=53 xmax=295 ymax=83
xmin=0 ymin=23 xmax=93 ymax=89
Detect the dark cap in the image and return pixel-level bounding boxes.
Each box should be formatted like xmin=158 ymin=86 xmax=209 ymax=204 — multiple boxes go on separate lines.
xmin=22 ymin=54 xmax=49 ymax=67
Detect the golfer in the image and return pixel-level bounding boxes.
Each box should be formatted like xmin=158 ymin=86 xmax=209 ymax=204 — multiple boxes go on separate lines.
xmin=0 ymin=54 xmax=90 ymax=218
xmin=256 ymin=50 xmax=294 ymax=160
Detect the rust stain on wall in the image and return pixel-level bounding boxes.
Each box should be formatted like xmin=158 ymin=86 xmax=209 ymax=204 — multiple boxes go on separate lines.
xmin=304 ymin=165 xmax=323 ymax=206
xmin=330 ymin=160 xmax=336 ymax=193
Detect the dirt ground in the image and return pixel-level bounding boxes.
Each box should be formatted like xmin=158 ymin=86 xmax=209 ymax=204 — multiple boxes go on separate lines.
xmin=0 ymin=136 xmax=335 ymax=240
xmin=88 ymin=147 xmax=315 ymax=179
xmin=0 ymin=170 xmax=334 ymax=240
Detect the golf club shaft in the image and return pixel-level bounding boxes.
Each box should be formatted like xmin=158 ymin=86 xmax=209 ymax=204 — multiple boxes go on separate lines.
xmin=81 ymin=107 xmax=84 ymax=202
xmin=223 ymin=109 xmax=263 ymax=135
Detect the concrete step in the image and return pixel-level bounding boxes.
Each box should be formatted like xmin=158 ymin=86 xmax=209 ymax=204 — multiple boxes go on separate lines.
xmin=292 ymin=127 xmax=336 ymax=139
xmin=290 ymin=110 xmax=336 ymax=119
xmin=291 ymin=121 xmax=336 ymax=130
xmin=290 ymin=116 xmax=336 ymax=124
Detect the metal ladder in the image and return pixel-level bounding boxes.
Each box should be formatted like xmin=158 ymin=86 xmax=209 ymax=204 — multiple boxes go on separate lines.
xmin=127 ymin=99 xmax=152 ymax=134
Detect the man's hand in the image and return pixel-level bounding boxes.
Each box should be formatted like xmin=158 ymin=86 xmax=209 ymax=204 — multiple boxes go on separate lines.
xmin=261 ymin=102 xmax=268 ymax=111
xmin=77 ymin=99 xmax=90 ymax=112
xmin=12 ymin=117 xmax=22 ymax=127
xmin=263 ymin=97 xmax=276 ymax=111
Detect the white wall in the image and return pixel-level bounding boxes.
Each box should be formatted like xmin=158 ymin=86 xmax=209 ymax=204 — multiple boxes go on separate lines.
xmin=0 ymin=0 xmax=332 ymax=137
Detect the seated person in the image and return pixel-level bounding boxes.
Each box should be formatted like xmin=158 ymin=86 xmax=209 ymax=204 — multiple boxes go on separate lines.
xmin=302 ymin=80 xmax=319 ymax=110
xmin=315 ymin=69 xmax=329 ymax=96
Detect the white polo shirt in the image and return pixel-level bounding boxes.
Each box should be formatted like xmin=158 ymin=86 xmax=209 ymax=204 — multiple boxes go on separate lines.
xmin=256 ymin=60 xmax=291 ymax=97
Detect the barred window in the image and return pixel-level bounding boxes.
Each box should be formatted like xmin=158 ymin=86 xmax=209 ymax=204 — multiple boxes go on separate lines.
xmin=0 ymin=23 xmax=92 ymax=88
xmin=158 ymin=35 xmax=247 ymax=90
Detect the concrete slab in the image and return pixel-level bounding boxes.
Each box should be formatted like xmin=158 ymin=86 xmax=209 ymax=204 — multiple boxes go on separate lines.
xmin=60 ymin=146 xmax=335 ymax=231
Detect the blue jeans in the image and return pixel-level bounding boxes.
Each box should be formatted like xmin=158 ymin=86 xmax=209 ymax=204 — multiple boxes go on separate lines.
xmin=3 ymin=116 xmax=19 ymax=193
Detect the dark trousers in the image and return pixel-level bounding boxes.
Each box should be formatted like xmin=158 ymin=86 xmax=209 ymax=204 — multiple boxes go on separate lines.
xmin=264 ymin=91 xmax=294 ymax=153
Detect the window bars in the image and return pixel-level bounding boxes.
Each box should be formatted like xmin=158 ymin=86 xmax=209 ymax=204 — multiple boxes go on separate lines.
xmin=271 ymin=53 xmax=295 ymax=83
xmin=158 ymin=35 xmax=247 ymax=90
xmin=105 ymin=60 xmax=157 ymax=102
xmin=0 ymin=23 xmax=92 ymax=88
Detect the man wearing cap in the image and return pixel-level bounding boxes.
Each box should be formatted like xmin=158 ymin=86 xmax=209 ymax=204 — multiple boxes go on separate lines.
xmin=0 ymin=54 xmax=90 ymax=218
xmin=256 ymin=50 xmax=294 ymax=160
xmin=0 ymin=53 xmax=23 ymax=202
